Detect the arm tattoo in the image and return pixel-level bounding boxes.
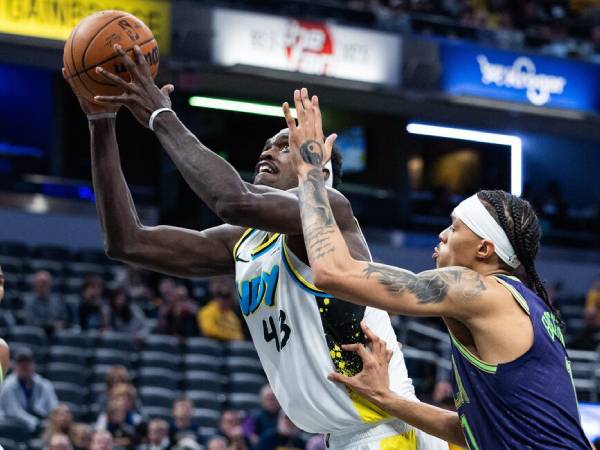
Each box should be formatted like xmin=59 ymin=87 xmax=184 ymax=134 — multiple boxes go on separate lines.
xmin=363 ymin=264 xmax=486 ymax=304
xmin=298 ymin=168 xmax=336 ymax=261
xmin=300 ymin=140 xmax=324 ymax=166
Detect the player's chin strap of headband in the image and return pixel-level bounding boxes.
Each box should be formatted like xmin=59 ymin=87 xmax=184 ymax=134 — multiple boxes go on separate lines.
xmin=324 ymin=160 xmax=333 ymax=188
xmin=453 ymin=194 xmax=521 ymax=269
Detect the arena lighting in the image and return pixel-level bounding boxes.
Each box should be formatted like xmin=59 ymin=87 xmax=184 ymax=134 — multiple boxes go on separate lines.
xmin=406 ymin=123 xmax=523 ymax=197
xmin=188 ymin=96 xmax=297 ymax=118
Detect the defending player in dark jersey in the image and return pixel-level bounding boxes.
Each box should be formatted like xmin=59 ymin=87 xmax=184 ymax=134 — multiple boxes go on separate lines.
xmin=285 ymin=87 xmax=591 ymax=449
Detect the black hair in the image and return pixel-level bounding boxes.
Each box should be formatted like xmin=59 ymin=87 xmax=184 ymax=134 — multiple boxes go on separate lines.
xmin=476 ymin=190 xmax=562 ymax=325
xmin=330 ymin=147 xmax=343 ymax=188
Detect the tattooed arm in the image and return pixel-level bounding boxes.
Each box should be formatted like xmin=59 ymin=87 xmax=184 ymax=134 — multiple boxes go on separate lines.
xmin=284 ymin=89 xmax=488 ymax=319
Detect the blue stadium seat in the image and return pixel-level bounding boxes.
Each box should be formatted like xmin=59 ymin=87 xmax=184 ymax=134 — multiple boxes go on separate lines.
xmin=184 ymin=370 xmax=226 ymax=393
xmin=185 ymin=337 xmax=224 ymax=357
xmin=143 ymin=334 xmax=180 ymax=354
xmin=228 ymin=373 xmax=267 ymax=395
xmin=138 ymin=367 xmax=179 ymax=390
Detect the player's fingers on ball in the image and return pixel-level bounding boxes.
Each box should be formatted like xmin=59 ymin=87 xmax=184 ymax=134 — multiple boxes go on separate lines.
xmin=282 ymin=103 xmax=297 ymax=131
xmin=114 ymin=44 xmax=139 ymax=75
xmin=133 ymin=45 xmax=147 ymax=65
xmin=96 ymin=67 xmax=132 ymax=90
xmin=94 ymin=94 xmax=128 ymax=105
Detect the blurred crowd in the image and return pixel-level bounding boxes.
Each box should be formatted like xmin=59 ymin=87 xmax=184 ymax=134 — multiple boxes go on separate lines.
xmin=347 ymin=0 xmax=600 ymax=60
xmin=2 ymin=269 xmax=247 ymax=344
xmin=0 ymin=353 xmax=312 ymax=450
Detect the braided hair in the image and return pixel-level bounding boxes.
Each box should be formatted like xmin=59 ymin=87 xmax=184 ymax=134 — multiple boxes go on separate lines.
xmin=477 ymin=190 xmax=562 ymax=324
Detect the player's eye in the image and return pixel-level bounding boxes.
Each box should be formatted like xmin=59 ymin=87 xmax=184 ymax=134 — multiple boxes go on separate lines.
xmin=281 ymin=146 xmax=290 ymax=153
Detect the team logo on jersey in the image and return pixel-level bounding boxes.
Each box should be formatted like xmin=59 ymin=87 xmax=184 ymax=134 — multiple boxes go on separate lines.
xmin=238 ymin=265 xmax=280 ymax=316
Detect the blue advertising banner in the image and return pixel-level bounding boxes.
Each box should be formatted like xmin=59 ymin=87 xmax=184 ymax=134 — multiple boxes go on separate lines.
xmin=439 ymin=40 xmax=600 ymax=112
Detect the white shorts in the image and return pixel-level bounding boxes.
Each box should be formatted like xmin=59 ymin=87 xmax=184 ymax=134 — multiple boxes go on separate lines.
xmin=326 ymin=419 xmax=449 ymax=450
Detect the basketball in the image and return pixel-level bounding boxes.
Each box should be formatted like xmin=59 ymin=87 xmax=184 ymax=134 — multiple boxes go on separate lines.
xmin=63 ymin=10 xmax=159 ymax=102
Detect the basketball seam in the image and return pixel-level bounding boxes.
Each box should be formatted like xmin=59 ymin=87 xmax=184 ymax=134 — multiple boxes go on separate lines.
xmin=83 ymin=39 xmax=157 ymax=87
xmin=80 ymin=13 xmax=129 ymax=77
xmin=68 ymin=36 xmax=156 ymax=81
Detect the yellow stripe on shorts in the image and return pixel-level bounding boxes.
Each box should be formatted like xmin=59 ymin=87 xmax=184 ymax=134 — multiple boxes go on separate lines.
xmin=380 ymin=430 xmax=417 ymax=450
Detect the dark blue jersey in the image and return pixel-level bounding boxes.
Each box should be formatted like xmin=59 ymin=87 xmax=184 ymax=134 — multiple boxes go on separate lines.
xmin=450 ymin=275 xmax=590 ymax=450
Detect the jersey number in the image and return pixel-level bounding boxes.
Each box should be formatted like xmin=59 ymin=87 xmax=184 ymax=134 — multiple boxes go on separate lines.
xmin=460 ymin=414 xmax=480 ymax=450
xmin=262 ymin=310 xmax=291 ymax=352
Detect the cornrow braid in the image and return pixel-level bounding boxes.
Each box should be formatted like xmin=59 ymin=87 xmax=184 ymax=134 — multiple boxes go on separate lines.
xmin=477 ymin=190 xmax=563 ymax=326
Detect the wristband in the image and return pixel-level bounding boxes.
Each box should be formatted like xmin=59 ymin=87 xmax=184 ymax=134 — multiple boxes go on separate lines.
xmin=149 ymin=107 xmax=174 ymax=131
xmin=87 ymin=112 xmax=117 ymax=121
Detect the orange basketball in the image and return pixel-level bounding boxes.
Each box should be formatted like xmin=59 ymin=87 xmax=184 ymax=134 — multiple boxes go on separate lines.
xmin=63 ymin=10 xmax=159 ymax=102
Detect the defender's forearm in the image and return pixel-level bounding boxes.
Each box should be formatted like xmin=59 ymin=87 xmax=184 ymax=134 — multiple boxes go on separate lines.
xmin=153 ymin=112 xmax=251 ymax=218
xmin=374 ymin=391 xmax=466 ymax=447
xmin=89 ymin=119 xmax=142 ymax=255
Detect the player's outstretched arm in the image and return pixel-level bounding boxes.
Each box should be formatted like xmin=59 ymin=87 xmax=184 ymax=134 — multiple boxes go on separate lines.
xmin=63 ymin=71 xmax=240 ymax=278
xmin=329 ymin=322 xmax=466 ymax=447
xmin=284 ymin=88 xmax=488 ymax=318
xmin=93 ymin=45 xmax=349 ymax=236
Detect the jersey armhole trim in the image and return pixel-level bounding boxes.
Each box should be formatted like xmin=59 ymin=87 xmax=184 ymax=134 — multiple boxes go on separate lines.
xmin=494 ymin=276 xmax=530 ymax=315
xmin=232 ymin=228 xmax=255 ymax=260
xmin=281 ymin=236 xmax=330 ymax=298
xmin=450 ymin=331 xmax=498 ymax=374
xmin=251 ymin=233 xmax=281 ymax=259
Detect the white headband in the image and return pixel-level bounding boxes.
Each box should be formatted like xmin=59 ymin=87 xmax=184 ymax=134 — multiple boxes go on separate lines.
xmin=453 ymin=195 xmax=521 ymax=269
xmin=324 ymin=160 xmax=333 ymax=187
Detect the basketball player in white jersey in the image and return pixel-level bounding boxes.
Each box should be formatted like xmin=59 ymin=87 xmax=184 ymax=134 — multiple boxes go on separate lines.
xmin=63 ymin=45 xmax=447 ymax=450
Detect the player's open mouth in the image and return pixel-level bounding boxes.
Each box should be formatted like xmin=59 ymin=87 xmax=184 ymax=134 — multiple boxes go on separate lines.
xmin=257 ymin=162 xmax=277 ymax=174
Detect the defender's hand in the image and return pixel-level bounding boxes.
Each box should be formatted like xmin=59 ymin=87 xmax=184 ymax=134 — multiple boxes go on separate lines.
xmin=94 ymin=44 xmax=174 ymax=128
xmin=62 ymin=68 xmax=120 ymax=115
xmin=327 ymin=321 xmax=394 ymax=406
xmin=283 ymin=87 xmax=336 ymax=177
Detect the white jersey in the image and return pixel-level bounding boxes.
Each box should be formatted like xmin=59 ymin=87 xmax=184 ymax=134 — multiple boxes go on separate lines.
xmin=233 ymin=228 xmax=418 ymax=434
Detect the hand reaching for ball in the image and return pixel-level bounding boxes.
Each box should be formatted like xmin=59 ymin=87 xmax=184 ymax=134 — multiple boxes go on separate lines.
xmin=93 ymin=44 xmax=175 ymax=129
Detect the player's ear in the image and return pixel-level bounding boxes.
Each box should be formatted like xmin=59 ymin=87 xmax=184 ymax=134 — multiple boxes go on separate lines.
xmin=323 ymin=168 xmax=331 ymax=182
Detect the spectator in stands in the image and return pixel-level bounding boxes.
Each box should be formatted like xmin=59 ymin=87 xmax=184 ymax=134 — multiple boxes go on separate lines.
xmin=72 ymin=423 xmax=93 ymax=450
xmin=0 ymin=347 xmax=58 ymax=432
xmin=243 ymin=385 xmax=280 ymax=445
xmin=43 ymin=404 xmax=74 ymax=444
xmin=584 ymin=273 xmax=600 ymax=329
xmin=95 ymin=398 xmax=138 ymax=450
xmin=255 ymin=411 xmax=305 ymax=450
xmin=107 ymin=288 xmax=147 ymax=340
xmin=218 ymin=410 xmax=250 ymax=450
xmin=197 ymin=276 xmax=244 ymax=341
xmin=90 ymin=431 xmax=114 ymax=450
xmin=137 ymin=419 xmax=171 ymax=450
xmin=206 ymin=436 xmax=227 ymax=450
xmin=174 ymin=437 xmax=203 ymax=450
xmin=106 ymin=366 xmax=132 ymax=392
xmin=46 ymin=433 xmax=74 ymax=450
xmin=169 ymin=398 xmax=201 ymax=444
xmin=79 ymin=275 xmax=110 ymax=331
xmin=96 ymin=382 xmax=144 ymax=430
xmin=157 ymin=284 xmax=199 ymax=338
xmin=23 ymin=270 xmax=69 ymax=334
xmin=95 ymin=366 xmax=132 ymax=410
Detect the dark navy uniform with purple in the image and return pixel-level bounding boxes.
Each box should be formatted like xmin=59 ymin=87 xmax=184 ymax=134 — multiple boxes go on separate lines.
xmin=450 ymin=275 xmax=590 ymax=449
